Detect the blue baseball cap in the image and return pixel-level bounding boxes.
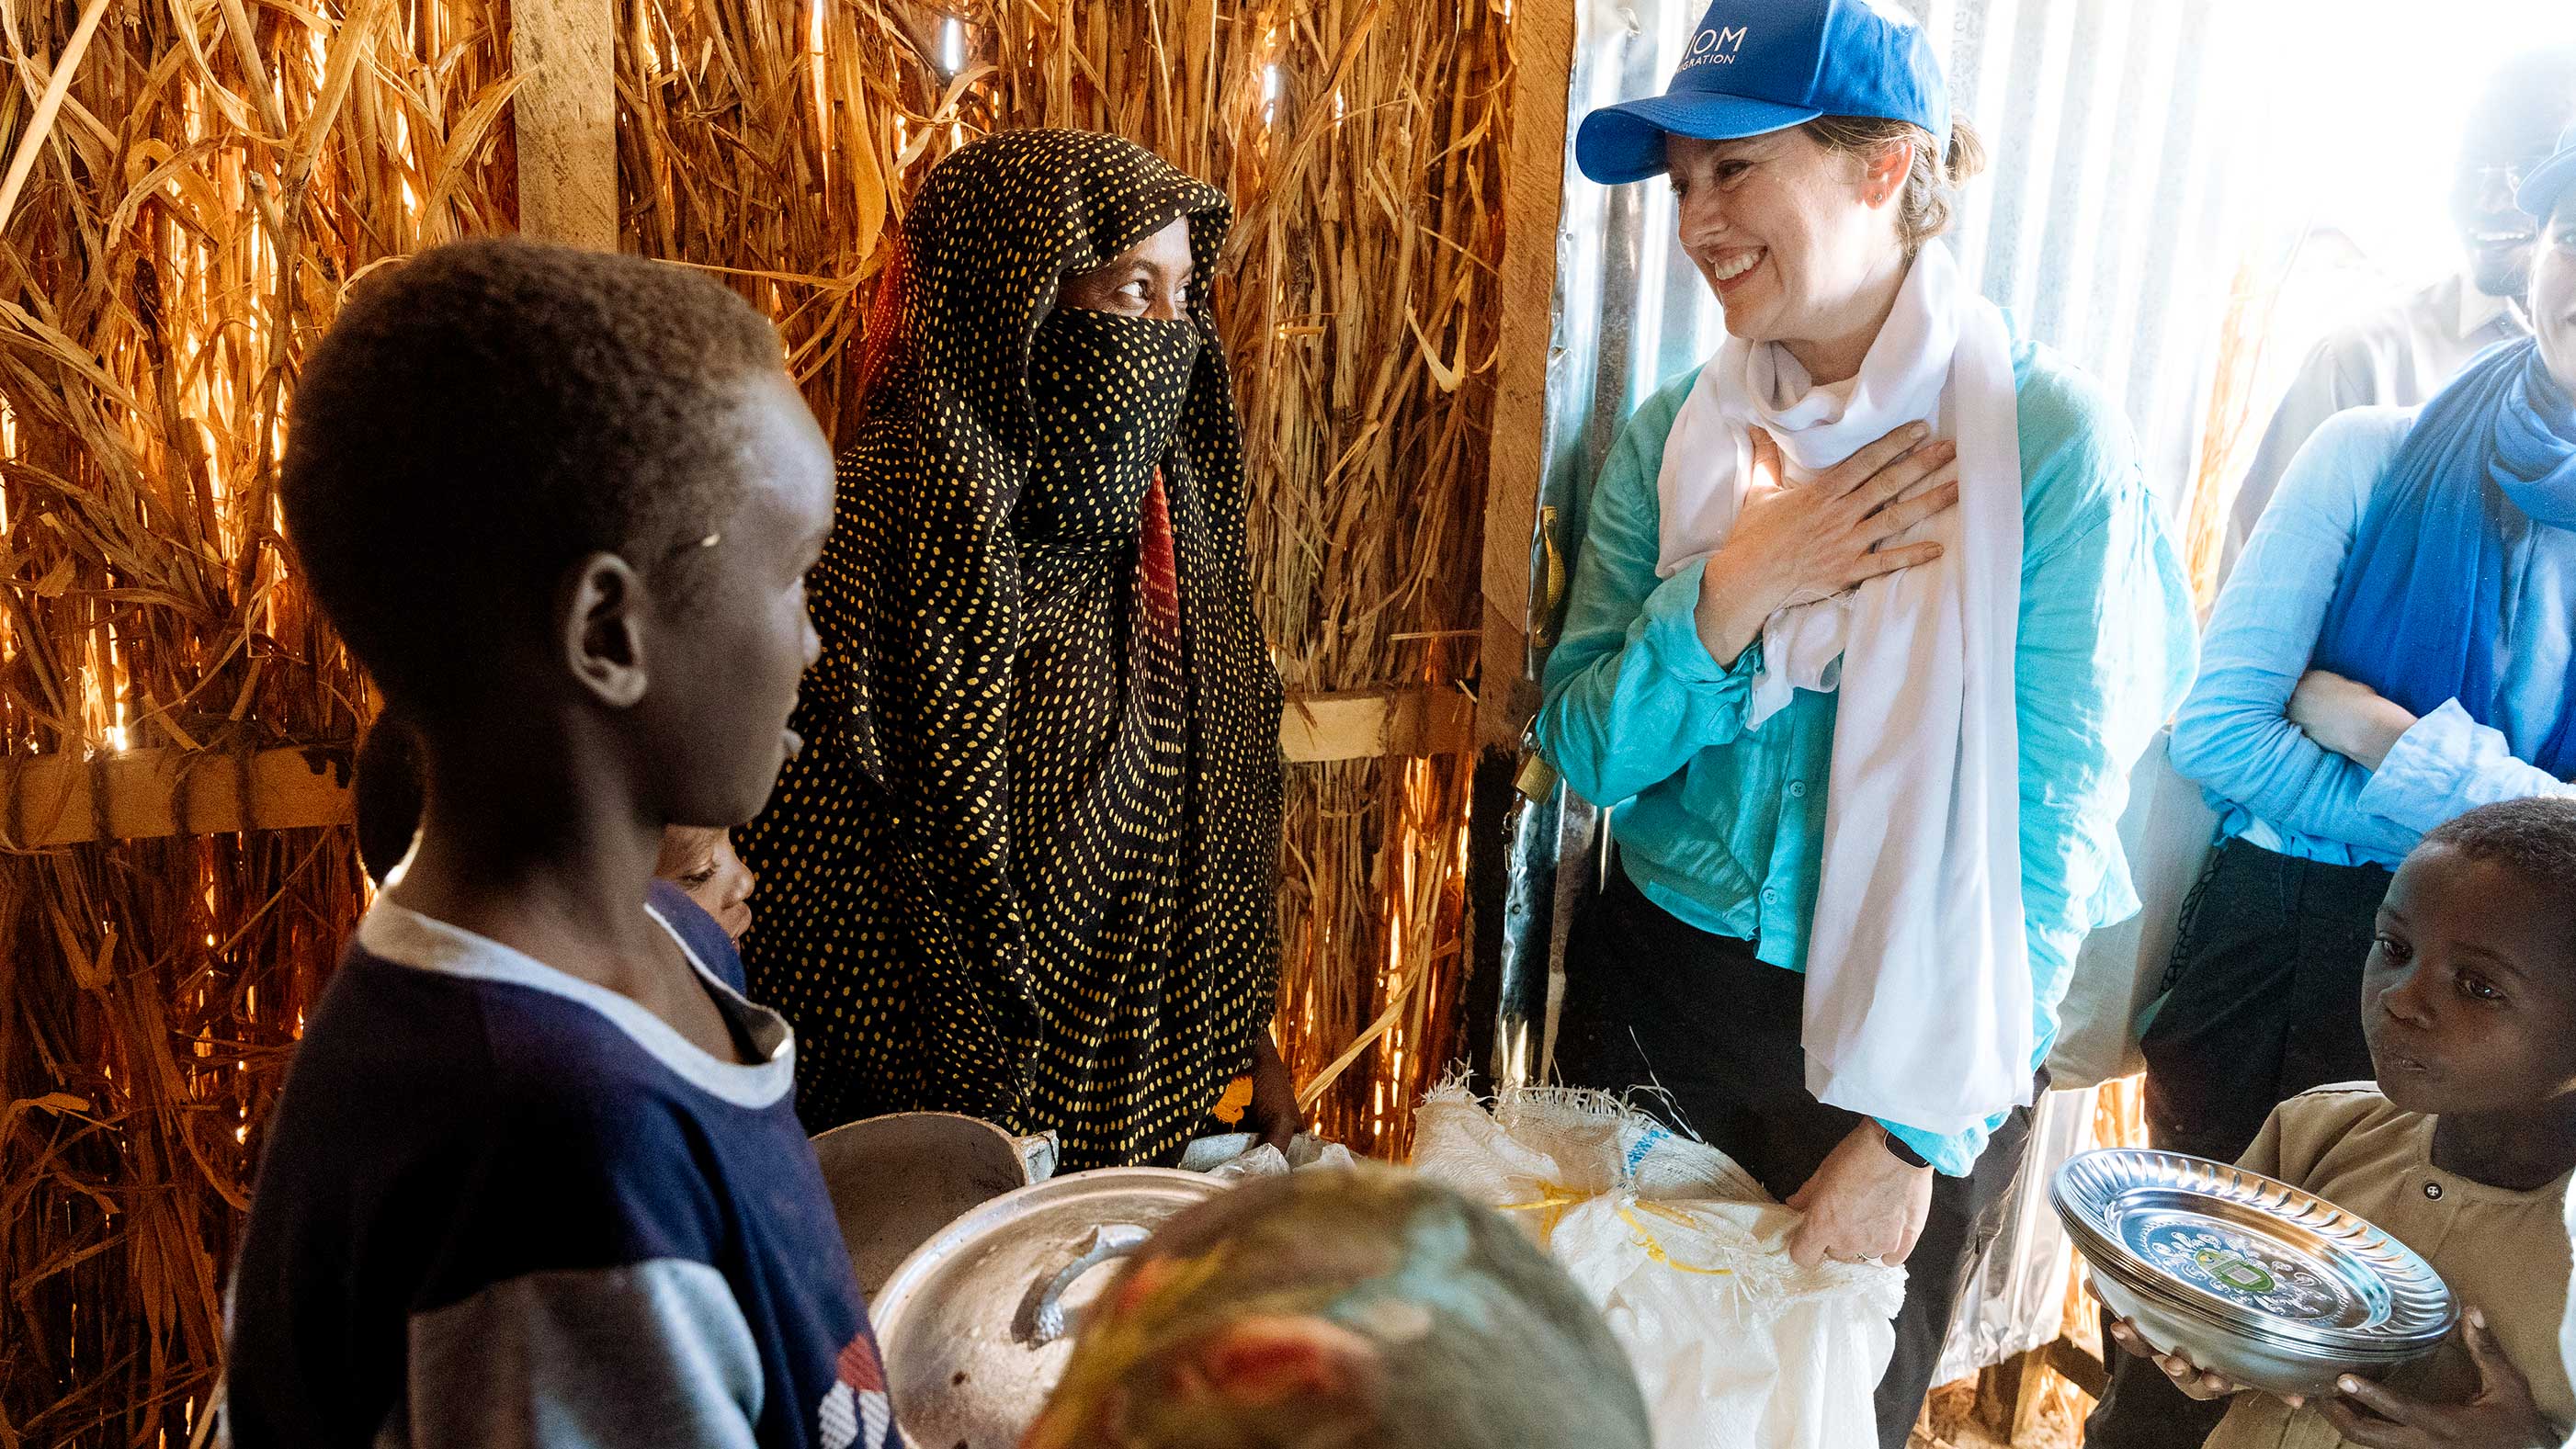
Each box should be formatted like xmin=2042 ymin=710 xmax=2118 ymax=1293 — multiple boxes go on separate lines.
xmin=1575 ymin=0 xmax=1949 ymax=186
xmin=2518 ymin=120 xmax=2576 ymax=222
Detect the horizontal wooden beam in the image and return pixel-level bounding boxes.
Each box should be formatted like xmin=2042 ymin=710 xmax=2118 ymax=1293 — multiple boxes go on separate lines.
xmin=2044 ymin=1333 xmax=2107 ymax=1401
xmin=1279 ymin=686 xmax=1476 ymax=765
xmin=2 ymin=744 xmax=355 ymax=848
xmin=2 ymin=688 xmax=1478 ymax=844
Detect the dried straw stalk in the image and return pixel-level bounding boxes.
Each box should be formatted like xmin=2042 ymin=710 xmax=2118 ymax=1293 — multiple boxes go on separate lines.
xmin=1209 ymin=0 xmax=1506 ymax=1154
xmin=2177 ymin=253 xmax=2292 ymax=609
xmin=2 ymin=0 xmax=513 ymax=1436
xmin=4 ymin=0 xmax=1512 ymax=1432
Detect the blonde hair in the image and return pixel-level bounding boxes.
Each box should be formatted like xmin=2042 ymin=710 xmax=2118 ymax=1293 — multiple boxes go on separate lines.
xmin=1803 ymin=115 xmax=1987 ymax=254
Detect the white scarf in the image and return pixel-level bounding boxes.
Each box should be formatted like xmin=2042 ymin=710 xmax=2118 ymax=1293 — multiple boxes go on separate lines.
xmin=1653 ymin=243 xmax=2029 ymax=1137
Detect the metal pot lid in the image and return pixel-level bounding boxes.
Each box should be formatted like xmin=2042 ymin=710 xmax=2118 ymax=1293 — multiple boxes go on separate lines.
xmin=2053 ymin=1149 xmax=2456 ymax=1354
xmin=811 ymin=1113 xmax=1032 ymax=1299
xmin=868 ymin=1167 xmax=1227 ymax=1449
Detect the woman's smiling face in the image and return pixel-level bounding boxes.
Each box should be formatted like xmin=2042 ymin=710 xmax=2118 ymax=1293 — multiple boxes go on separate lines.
xmin=1667 ymin=128 xmax=1907 ymax=352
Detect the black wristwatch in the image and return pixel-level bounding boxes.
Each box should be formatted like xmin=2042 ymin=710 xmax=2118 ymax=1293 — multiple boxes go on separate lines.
xmin=1879 ymin=1126 xmax=1932 ymax=1170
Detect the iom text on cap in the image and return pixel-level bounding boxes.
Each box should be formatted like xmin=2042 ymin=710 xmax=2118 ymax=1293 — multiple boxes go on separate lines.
xmin=1680 ymin=25 xmax=1749 ymax=71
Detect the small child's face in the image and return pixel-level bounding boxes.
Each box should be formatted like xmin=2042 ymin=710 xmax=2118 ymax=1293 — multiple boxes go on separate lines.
xmin=2362 ymin=844 xmax=2576 ymax=1118
xmin=659 ymin=825 xmax=755 ymax=942
xmin=634 ymin=369 xmax=834 ymax=828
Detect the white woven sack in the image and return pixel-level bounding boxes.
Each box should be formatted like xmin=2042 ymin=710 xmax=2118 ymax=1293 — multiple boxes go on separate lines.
xmin=1411 ymin=1082 xmax=1902 ymax=1449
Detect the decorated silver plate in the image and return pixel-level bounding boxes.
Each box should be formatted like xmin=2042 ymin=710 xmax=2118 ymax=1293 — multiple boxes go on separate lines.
xmin=2053 ymin=1149 xmax=2455 ymax=1353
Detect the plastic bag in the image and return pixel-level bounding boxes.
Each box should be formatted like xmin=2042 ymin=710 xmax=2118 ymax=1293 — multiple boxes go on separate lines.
xmin=1016 ymin=1129 xmax=1061 ymax=1183
xmin=1410 ymin=1081 xmax=1903 ymax=1449
xmin=1175 ymin=1132 xmax=1358 ymax=1179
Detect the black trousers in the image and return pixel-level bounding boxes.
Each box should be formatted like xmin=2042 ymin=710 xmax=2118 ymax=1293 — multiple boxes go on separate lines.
xmin=2082 ymin=837 xmax=2392 ymax=1449
xmin=1554 ymin=869 xmax=2037 ymax=1449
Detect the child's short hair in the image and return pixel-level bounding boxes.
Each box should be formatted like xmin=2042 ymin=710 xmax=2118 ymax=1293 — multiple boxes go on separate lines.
xmin=2421 ymin=798 xmax=2576 ymax=945
xmin=1027 ymin=1166 xmax=1652 ymax=1449
xmin=282 ymin=239 xmax=783 ymax=711
xmin=354 ymin=714 xmax=425 ymax=886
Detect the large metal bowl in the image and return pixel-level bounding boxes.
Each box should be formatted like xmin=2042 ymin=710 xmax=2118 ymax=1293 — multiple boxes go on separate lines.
xmin=811 ymin=1112 xmax=1033 ymax=1297
xmin=2053 ymin=1149 xmax=2455 ymax=1395
xmin=868 ymin=1167 xmax=1228 ymax=1449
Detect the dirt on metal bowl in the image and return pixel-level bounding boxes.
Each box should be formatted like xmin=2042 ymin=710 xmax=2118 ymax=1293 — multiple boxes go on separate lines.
xmin=869 ymin=1168 xmax=1228 ymax=1449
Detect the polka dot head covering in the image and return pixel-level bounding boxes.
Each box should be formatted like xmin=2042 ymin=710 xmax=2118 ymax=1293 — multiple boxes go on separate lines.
xmin=741 ymin=130 xmax=1285 ymax=1171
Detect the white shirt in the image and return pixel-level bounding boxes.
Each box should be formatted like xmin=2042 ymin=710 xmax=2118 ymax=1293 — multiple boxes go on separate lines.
xmin=2220 ymin=273 xmax=2528 ymax=583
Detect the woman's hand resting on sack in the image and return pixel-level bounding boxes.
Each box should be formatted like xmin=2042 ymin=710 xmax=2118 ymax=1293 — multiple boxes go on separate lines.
xmin=1785 ymin=1122 xmax=1933 ymax=1268
xmin=1246 ymin=1033 xmax=1301 ymax=1154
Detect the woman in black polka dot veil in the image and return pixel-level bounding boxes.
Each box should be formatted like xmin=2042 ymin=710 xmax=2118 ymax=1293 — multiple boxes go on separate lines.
xmin=739 ymin=129 xmax=1297 ymax=1171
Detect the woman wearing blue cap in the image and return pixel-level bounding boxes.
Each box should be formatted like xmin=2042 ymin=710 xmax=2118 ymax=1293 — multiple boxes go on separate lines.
xmin=1533 ymin=0 xmax=2195 ymax=1438
xmin=2084 ymin=117 xmax=2576 ymax=1449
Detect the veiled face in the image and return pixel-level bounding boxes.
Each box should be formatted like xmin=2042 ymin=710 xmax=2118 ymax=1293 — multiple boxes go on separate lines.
xmin=1058 ymin=217 xmax=1194 ymax=322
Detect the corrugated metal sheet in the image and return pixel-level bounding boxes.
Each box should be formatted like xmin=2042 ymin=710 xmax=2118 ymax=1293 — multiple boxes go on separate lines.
xmin=1522 ymin=0 xmax=2274 ymax=1386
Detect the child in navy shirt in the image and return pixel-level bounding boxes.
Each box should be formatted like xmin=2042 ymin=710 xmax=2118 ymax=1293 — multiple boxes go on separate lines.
xmin=222 ymin=238 xmax=894 ymax=1449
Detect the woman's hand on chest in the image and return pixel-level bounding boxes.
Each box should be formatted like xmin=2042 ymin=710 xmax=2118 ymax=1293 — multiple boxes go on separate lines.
xmin=1692 ymin=422 xmax=1962 ymax=667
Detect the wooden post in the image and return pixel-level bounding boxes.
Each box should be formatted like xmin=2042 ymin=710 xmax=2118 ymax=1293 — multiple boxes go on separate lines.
xmin=1457 ymin=0 xmax=1579 ymax=1095
xmin=511 ymin=0 xmax=618 ymax=247
xmin=1476 ymin=0 xmax=1577 ymax=751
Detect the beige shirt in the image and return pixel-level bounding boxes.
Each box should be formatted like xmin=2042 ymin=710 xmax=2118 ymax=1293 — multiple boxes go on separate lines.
xmin=2207 ymin=1086 xmax=2575 ymax=1449
xmin=2562 ymin=1181 xmax=2576 ymax=1449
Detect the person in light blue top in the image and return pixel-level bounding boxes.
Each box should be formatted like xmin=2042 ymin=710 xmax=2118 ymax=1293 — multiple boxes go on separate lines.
xmin=1531 ymin=1 xmax=2195 ymax=1443
xmin=2091 ymin=120 xmax=2576 ymax=1449
xmin=2141 ymin=118 xmax=2576 ymax=1202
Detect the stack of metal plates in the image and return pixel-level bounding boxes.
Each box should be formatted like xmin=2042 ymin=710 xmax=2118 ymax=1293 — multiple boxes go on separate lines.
xmin=2050 ymin=1149 xmax=2457 ymax=1396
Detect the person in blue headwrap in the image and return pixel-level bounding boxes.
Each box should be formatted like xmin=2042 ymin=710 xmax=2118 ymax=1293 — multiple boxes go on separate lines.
xmin=2094 ymin=117 xmax=2576 ymax=1449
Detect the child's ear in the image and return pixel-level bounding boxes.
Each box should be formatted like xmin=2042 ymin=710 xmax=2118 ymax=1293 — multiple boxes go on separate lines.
xmin=562 ymin=552 xmax=650 ymax=708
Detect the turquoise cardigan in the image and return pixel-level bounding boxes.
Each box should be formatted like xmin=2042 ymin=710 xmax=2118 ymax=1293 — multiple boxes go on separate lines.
xmin=1535 ymin=342 xmax=2197 ymax=1174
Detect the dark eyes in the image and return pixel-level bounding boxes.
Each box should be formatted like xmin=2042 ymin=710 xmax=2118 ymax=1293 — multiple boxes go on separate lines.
xmin=2457 ymin=972 xmax=2505 ymax=1003
xmin=1672 ymin=162 xmax=1753 ymax=199
xmin=2373 ymin=934 xmax=2508 ymax=1003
